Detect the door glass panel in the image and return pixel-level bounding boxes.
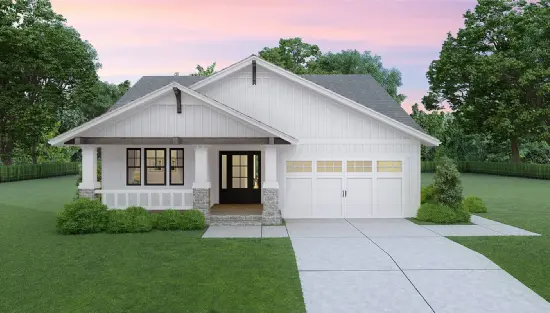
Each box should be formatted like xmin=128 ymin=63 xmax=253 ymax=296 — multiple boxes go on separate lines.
xmin=233 ymin=155 xmax=240 ymax=165
xmin=241 ymin=178 xmax=248 ymax=188
xmin=232 ymin=167 xmax=240 ymax=177
xmin=241 ymin=155 xmax=247 ymax=165
xmin=232 ymin=178 xmax=240 ymax=188
xmin=241 ymin=167 xmax=247 ymax=176
xmin=221 ymin=155 xmax=227 ymax=189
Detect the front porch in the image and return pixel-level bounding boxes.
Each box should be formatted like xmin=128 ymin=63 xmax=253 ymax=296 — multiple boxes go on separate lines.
xmin=79 ymin=142 xmax=282 ymax=225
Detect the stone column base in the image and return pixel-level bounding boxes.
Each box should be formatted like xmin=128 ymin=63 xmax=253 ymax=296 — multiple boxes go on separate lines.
xmin=193 ymin=188 xmax=211 ymax=224
xmin=262 ymin=188 xmax=282 ymax=225
xmin=78 ymin=189 xmax=97 ymax=199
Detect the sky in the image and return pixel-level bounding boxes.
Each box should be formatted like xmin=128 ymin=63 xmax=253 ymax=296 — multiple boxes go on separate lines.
xmin=50 ymin=0 xmax=476 ymax=112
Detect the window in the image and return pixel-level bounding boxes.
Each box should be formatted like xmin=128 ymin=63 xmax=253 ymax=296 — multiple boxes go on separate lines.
xmin=232 ymin=155 xmax=248 ymax=188
xmin=377 ymin=161 xmax=402 ymax=173
xmin=347 ymin=161 xmax=373 ymax=173
xmin=145 ymin=149 xmax=166 ymax=185
xmin=317 ymin=161 xmax=342 ymax=173
xmin=126 ymin=148 xmax=141 ymax=185
xmin=286 ymin=161 xmax=312 ymax=173
xmin=170 ymin=149 xmax=184 ymax=185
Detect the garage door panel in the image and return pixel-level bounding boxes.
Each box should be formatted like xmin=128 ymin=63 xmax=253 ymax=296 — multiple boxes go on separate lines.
xmin=375 ymin=178 xmax=403 ymax=218
xmin=345 ymin=178 xmax=373 ymax=218
xmin=285 ymin=178 xmax=312 ymax=217
xmin=315 ymin=178 xmax=343 ymax=218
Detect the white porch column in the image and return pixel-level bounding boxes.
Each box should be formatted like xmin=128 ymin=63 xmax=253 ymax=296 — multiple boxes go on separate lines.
xmin=78 ymin=146 xmax=100 ymax=198
xmin=192 ymin=146 xmax=211 ymax=221
xmin=262 ymin=145 xmax=282 ymax=225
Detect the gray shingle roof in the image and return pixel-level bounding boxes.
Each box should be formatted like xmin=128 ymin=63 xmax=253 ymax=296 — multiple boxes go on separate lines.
xmin=110 ymin=74 xmax=423 ymax=132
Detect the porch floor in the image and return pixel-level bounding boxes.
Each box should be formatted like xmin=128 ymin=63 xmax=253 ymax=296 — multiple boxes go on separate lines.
xmin=210 ymin=204 xmax=263 ymax=216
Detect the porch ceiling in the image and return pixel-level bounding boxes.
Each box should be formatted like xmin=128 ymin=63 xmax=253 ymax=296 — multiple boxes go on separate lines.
xmin=65 ymin=137 xmax=292 ymax=145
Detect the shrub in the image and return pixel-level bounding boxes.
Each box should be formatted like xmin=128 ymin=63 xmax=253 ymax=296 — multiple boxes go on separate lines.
xmin=154 ymin=210 xmax=184 ymax=230
xmin=434 ymin=157 xmax=463 ymax=208
xmin=421 ymin=184 xmax=436 ymax=204
xmin=57 ymin=198 xmax=108 ymax=234
xmin=463 ymin=196 xmax=488 ymax=213
xmin=106 ymin=210 xmax=132 ymax=233
xmin=181 ymin=210 xmax=206 ymax=230
xmin=106 ymin=206 xmax=153 ymax=234
xmin=416 ymin=202 xmax=471 ymax=224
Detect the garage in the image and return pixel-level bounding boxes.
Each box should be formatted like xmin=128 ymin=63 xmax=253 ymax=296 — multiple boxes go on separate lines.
xmin=284 ymin=159 xmax=405 ymax=218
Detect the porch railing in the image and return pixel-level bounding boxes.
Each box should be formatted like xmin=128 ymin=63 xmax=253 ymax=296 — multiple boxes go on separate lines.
xmin=96 ymin=189 xmax=193 ymax=210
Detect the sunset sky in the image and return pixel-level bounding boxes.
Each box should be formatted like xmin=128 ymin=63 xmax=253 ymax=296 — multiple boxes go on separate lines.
xmin=50 ymin=0 xmax=476 ymax=112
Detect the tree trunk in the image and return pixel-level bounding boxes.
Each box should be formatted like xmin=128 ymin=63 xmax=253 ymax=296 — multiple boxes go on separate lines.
xmin=0 ymin=137 xmax=14 ymax=166
xmin=510 ymin=138 xmax=521 ymax=164
xmin=31 ymin=144 xmax=37 ymax=164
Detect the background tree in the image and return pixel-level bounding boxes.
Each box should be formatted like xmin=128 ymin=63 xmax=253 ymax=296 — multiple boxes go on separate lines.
xmin=423 ymin=0 xmax=550 ymax=163
xmin=190 ymin=62 xmax=216 ymax=77
xmin=258 ymin=37 xmax=322 ymax=74
xmin=259 ymin=38 xmax=406 ymax=103
xmin=0 ymin=0 xmax=100 ymax=165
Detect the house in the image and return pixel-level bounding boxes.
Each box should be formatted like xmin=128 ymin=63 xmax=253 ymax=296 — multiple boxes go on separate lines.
xmin=49 ymin=55 xmax=440 ymax=225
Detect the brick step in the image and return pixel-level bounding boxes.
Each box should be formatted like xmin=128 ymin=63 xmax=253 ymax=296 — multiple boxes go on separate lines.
xmin=209 ymin=214 xmax=263 ymax=226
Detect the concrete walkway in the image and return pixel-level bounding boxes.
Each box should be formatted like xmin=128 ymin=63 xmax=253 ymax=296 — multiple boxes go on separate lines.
xmin=288 ymin=219 xmax=549 ymax=313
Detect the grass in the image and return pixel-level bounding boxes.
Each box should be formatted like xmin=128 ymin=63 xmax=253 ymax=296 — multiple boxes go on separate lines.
xmin=0 ymin=176 xmax=305 ymax=313
xmin=422 ymin=173 xmax=550 ymax=301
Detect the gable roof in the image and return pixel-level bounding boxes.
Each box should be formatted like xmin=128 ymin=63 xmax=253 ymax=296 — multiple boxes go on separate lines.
xmin=49 ymin=82 xmax=298 ymax=146
xmin=111 ymin=74 xmax=421 ymax=131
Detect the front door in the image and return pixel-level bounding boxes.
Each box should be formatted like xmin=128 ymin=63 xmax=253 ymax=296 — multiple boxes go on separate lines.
xmin=219 ymin=151 xmax=261 ymax=204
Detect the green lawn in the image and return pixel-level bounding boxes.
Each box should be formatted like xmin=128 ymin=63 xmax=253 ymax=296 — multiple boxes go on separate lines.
xmin=0 ymin=176 xmax=305 ymax=313
xmin=422 ymin=173 xmax=550 ymax=301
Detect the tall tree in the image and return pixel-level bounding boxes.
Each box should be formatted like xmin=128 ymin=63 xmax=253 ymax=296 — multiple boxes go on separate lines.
xmin=0 ymin=0 xmax=100 ymax=165
xmin=423 ymin=0 xmax=550 ymax=163
xmin=259 ymin=37 xmax=322 ymax=74
xmin=259 ymin=38 xmax=406 ymax=103
xmin=190 ymin=62 xmax=216 ymax=76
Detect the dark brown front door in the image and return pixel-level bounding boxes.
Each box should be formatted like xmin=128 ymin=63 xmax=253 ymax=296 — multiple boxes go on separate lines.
xmin=219 ymin=151 xmax=261 ymax=204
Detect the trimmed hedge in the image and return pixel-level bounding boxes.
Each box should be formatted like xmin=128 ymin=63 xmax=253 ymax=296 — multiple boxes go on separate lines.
xmin=422 ymin=161 xmax=550 ymax=180
xmin=106 ymin=206 xmax=153 ymax=234
xmin=0 ymin=162 xmax=80 ymax=183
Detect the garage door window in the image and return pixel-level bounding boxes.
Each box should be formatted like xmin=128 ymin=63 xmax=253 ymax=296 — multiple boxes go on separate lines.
xmin=377 ymin=161 xmax=402 ymax=172
xmin=286 ymin=161 xmax=312 ymax=173
xmin=317 ymin=161 xmax=342 ymax=173
xmin=347 ymin=161 xmax=372 ymax=173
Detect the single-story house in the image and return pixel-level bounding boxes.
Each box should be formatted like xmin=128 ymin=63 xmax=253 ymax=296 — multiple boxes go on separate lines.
xmin=49 ymin=55 xmax=439 ymax=225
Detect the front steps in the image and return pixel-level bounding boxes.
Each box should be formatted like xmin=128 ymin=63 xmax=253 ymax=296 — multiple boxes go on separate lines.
xmin=209 ymin=214 xmax=263 ymax=226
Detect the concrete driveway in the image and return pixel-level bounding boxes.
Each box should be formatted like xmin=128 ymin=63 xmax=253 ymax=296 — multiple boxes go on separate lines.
xmin=287 ymin=219 xmax=550 ymax=313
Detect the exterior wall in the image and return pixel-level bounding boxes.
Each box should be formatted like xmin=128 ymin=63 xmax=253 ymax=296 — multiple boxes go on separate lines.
xmin=101 ymin=145 xmax=196 ymax=190
xmin=83 ymin=96 xmax=270 ymax=138
xmin=200 ymin=64 xmax=411 ymax=142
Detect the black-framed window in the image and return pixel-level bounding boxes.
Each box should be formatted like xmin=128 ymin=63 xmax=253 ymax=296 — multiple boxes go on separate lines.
xmin=170 ymin=148 xmax=184 ymax=185
xmin=145 ymin=148 xmax=166 ymax=185
xmin=127 ymin=148 xmax=141 ymax=185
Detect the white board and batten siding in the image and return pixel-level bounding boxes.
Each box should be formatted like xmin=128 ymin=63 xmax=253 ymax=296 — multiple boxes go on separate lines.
xmin=198 ymin=64 xmax=421 ymax=218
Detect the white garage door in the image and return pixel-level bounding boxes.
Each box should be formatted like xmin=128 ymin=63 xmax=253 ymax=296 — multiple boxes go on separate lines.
xmin=284 ymin=159 xmax=404 ymax=218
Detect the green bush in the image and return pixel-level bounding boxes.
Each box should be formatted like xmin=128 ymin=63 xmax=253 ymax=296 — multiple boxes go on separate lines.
xmin=421 ymin=184 xmax=436 ymax=204
xmin=416 ymin=202 xmax=471 ymax=224
xmin=106 ymin=210 xmax=132 ymax=233
xmin=463 ymin=196 xmax=488 ymax=213
xmin=181 ymin=210 xmax=206 ymax=230
xmin=106 ymin=206 xmax=153 ymax=234
xmin=154 ymin=210 xmax=184 ymax=231
xmin=434 ymin=157 xmax=463 ymax=208
xmin=56 ymin=198 xmax=108 ymax=234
